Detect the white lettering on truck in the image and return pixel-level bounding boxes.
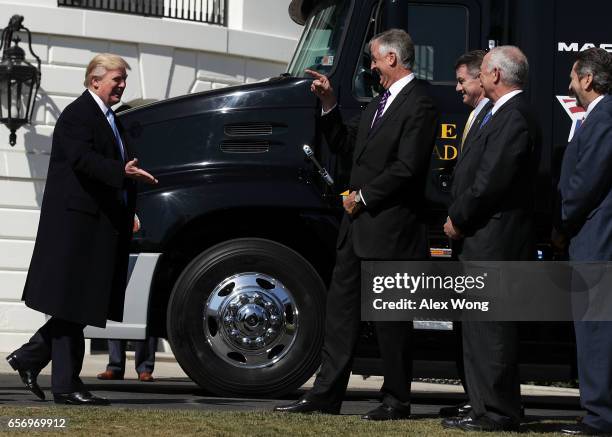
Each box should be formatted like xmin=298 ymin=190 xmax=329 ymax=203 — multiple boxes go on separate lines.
xmin=558 ymin=42 xmax=612 ymax=52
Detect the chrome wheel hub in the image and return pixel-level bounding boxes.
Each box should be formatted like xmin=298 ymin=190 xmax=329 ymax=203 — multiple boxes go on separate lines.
xmin=204 ymin=272 xmax=298 ymax=368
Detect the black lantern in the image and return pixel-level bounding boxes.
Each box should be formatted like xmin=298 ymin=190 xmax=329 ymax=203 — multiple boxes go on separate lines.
xmin=0 ymin=15 xmax=41 ymax=146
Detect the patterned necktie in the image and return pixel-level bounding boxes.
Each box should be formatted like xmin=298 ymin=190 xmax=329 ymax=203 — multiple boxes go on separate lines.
xmin=479 ymin=109 xmax=493 ymax=130
xmin=370 ymin=89 xmax=391 ymax=131
xmin=106 ymin=109 xmax=126 ymax=161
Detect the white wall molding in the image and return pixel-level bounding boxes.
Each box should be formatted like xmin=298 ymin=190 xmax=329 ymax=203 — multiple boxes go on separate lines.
xmin=0 ymin=2 xmax=298 ymax=63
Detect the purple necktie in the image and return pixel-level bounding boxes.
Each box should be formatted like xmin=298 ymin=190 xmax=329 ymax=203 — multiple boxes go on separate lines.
xmin=371 ymin=89 xmax=391 ymax=131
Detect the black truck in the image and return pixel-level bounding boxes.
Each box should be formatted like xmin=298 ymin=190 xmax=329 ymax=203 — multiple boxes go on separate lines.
xmin=84 ymin=0 xmax=612 ymax=397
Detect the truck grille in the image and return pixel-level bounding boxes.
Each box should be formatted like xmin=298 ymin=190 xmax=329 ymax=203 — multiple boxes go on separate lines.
xmin=224 ymin=123 xmax=273 ymax=136
xmin=220 ymin=140 xmax=270 ymax=153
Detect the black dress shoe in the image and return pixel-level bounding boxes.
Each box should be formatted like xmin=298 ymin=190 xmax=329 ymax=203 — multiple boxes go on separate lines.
xmin=273 ymin=398 xmax=339 ymax=414
xmin=6 ymin=353 xmax=45 ymax=400
xmin=442 ymin=415 xmax=519 ymax=432
xmin=439 ymin=402 xmax=525 ymax=418
xmin=561 ymin=423 xmax=612 ymax=436
xmin=53 ymin=391 xmax=110 ymax=406
xmin=361 ymin=403 xmax=411 ymax=421
xmin=439 ymin=403 xmax=472 ymax=418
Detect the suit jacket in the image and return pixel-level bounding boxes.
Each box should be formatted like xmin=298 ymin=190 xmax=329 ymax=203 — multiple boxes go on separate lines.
xmin=22 ymin=90 xmax=137 ymax=328
xmin=320 ymin=79 xmax=438 ymax=260
xmin=559 ymin=94 xmax=612 ymax=261
xmin=449 ymin=93 xmax=541 ymax=261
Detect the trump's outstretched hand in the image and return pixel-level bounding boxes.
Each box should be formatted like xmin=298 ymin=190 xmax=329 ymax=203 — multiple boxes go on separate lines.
xmin=305 ymin=69 xmax=337 ymax=112
xmin=125 ymin=158 xmax=158 ymax=184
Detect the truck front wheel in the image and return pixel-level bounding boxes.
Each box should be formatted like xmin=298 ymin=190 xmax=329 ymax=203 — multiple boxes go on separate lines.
xmin=167 ymin=238 xmax=327 ymax=397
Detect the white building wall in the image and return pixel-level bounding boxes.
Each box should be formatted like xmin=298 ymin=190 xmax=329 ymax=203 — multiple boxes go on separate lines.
xmin=0 ymin=0 xmax=301 ymax=352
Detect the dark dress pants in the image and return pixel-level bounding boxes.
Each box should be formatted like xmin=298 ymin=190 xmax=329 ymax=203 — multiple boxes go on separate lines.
xmin=453 ymin=321 xmax=467 ymax=394
xmin=13 ymin=317 xmax=85 ymax=394
xmin=574 ymin=321 xmax=612 ymax=432
xmin=307 ymin=225 xmax=413 ymax=411
xmin=107 ymin=337 xmax=157 ymax=375
xmin=462 ymin=321 xmax=521 ymax=424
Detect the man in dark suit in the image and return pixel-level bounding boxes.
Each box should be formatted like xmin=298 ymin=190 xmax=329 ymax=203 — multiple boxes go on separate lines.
xmin=557 ymin=48 xmax=612 ymax=436
xmin=274 ymin=29 xmax=438 ymax=420
xmin=439 ymin=49 xmax=492 ymax=419
xmin=5 ymin=53 xmax=157 ymax=405
xmin=442 ymin=46 xmax=540 ymax=432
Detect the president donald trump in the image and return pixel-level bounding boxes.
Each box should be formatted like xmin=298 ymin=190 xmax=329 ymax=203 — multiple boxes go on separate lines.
xmin=6 ymin=54 xmax=157 ymax=405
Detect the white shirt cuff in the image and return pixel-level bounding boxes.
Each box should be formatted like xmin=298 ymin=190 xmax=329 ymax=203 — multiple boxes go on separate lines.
xmin=321 ymin=103 xmax=337 ymax=116
xmin=358 ymin=189 xmax=366 ymax=206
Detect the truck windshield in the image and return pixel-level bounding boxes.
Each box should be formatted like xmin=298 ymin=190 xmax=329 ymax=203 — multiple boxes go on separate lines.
xmin=286 ymin=0 xmax=351 ymax=77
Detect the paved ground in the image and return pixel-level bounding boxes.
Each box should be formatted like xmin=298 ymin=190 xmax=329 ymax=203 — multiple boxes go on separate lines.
xmin=0 ymin=353 xmax=583 ymax=419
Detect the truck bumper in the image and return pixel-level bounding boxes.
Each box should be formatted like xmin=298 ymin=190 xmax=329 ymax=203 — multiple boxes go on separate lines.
xmin=84 ymin=253 xmax=161 ymax=340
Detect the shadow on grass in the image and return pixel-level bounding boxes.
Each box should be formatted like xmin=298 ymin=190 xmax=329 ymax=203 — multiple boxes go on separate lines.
xmin=522 ymin=421 xmax=577 ymax=434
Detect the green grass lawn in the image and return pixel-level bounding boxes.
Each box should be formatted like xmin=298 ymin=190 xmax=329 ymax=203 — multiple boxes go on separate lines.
xmin=0 ymin=406 xmax=574 ymax=436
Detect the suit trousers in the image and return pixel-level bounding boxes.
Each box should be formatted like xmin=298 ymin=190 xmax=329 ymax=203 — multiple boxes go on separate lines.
xmin=462 ymin=321 xmax=521 ymax=423
xmin=14 ymin=317 xmax=85 ymax=394
xmin=307 ymin=225 xmax=414 ymax=411
xmin=452 ymin=321 xmax=468 ymax=394
xmin=575 ymin=321 xmax=612 ymax=432
xmin=107 ymin=337 xmax=157 ymax=375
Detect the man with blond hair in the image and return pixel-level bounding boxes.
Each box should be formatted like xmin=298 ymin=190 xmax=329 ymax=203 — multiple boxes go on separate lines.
xmin=5 ymin=53 xmax=157 ymax=405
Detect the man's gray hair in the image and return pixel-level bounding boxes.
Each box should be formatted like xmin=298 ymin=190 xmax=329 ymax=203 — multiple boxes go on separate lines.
xmin=369 ymin=29 xmax=415 ymax=70
xmin=485 ymin=46 xmax=529 ymax=88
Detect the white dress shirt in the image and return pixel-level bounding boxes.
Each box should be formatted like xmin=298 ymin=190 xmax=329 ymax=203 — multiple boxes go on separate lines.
xmin=583 ymin=94 xmax=606 ymax=121
xmin=472 ymin=97 xmax=491 ymax=121
xmin=88 ymin=89 xmax=110 ymax=116
xmin=370 ymin=73 xmax=415 ymax=125
xmin=491 ymin=89 xmax=523 ymax=116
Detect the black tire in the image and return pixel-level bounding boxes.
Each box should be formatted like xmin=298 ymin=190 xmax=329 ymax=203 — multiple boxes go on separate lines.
xmin=167 ymin=238 xmax=327 ymax=397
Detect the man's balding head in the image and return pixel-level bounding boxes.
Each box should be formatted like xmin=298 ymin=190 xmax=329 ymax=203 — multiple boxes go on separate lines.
xmin=480 ymin=46 xmax=529 ymax=101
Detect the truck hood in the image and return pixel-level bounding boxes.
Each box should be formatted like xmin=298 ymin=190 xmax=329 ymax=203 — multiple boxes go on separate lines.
xmin=118 ymin=77 xmax=316 ymax=129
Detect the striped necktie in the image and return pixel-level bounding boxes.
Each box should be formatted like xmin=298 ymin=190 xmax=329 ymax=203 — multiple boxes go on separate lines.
xmin=371 ymin=89 xmax=391 ymax=131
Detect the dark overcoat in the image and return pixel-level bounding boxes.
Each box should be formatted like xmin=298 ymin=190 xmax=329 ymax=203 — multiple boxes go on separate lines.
xmin=22 ymin=90 xmax=136 ymax=328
